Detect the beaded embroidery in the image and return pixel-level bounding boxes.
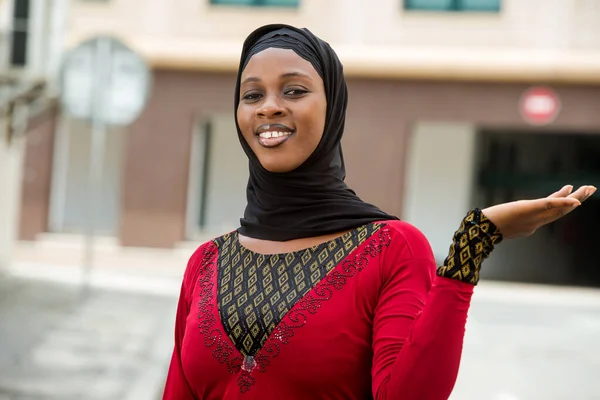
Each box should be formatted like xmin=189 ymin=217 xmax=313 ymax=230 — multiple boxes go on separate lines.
xmin=196 ymin=244 xmax=243 ymax=374
xmin=196 ymin=226 xmax=392 ymax=393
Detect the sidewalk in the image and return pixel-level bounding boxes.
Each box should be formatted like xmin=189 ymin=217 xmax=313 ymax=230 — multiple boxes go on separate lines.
xmin=8 ymin=235 xmax=196 ymax=296
xmin=0 ymin=274 xmax=177 ymax=400
xmin=4 ymin=237 xmax=600 ymax=400
xmin=0 ymin=237 xmax=195 ymax=400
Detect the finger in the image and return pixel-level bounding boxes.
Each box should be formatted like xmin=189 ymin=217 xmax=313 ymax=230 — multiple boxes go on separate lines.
xmin=581 ymin=186 xmax=597 ymax=202
xmin=543 ymin=197 xmax=580 ymax=211
xmin=548 ymin=185 xmax=573 ymax=198
xmin=548 ymin=186 xmax=596 ymax=219
xmin=568 ymin=186 xmax=595 ymax=202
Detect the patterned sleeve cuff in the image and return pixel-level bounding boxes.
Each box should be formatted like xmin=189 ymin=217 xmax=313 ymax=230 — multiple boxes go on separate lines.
xmin=436 ymin=208 xmax=503 ymax=286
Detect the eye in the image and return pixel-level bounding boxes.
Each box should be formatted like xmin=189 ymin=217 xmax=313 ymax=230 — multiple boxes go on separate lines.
xmin=285 ymin=88 xmax=308 ymax=96
xmin=242 ymin=92 xmax=263 ymax=101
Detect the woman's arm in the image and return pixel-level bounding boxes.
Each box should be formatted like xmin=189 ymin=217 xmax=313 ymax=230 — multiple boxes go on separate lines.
xmin=162 ymin=245 xmax=208 ymax=400
xmin=372 ymin=210 xmax=502 ymax=400
xmin=162 ymin=281 xmax=197 ymax=400
xmin=372 ymin=183 xmax=594 ymax=399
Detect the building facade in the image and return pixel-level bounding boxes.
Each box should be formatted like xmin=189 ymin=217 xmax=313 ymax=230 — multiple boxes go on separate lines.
xmin=18 ymin=0 xmax=600 ymax=284
xmin=1 ymin=0 xmax=66 ymax=270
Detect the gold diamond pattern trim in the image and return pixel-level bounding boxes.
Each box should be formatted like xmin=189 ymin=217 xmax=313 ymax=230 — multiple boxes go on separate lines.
xmin=438 ymin=209 xmax=503 ymax=285
xmin=214 ymin=223 xmax=381 ymax=357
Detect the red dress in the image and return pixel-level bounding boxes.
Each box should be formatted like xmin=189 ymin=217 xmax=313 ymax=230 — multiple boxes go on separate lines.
xmin=162 ymin=220 xmax=477 ymax=400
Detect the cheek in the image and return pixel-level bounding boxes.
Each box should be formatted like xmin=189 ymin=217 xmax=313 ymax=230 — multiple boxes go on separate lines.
xmin=303 ymin=102 xmax=326 ymax=144
xmin=237 ymin=107 xmax=253 ymax=139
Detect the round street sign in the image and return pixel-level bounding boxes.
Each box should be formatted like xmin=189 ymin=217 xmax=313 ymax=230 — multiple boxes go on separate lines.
xmin=60 ymin=36 xmax=151 ymax=126
xmin=519 ymin=86 xmax=561 ymax=126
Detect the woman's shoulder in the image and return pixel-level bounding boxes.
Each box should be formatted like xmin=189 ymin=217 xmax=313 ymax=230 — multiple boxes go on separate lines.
xmin=182 ymin=232 xmax=234 ymax=281
xmin=378 ymin=220 xmax=435 ymax=261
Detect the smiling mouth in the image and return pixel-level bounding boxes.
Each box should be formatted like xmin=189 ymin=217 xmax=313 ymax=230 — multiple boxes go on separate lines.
xmin=257 ymin=131 xmax=294 ymax=148
xmin=255 ymin=125 xmax=295 ymax=148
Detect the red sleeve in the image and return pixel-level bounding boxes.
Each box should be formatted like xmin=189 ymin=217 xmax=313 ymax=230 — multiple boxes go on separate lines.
xmin=162 ymin=245 xmax=206 ymax=400
xmin=372 ymin=224 xmax=473 ymax=400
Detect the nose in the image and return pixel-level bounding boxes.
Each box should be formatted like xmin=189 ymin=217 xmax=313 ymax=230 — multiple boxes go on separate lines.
xmin=256 ymin=96 xmax=286 ymax=118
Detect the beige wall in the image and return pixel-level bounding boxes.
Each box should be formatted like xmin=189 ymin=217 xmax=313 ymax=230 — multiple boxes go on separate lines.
xmin=403 ymin=122 xmax=478 ymax=262
xmin=66 ymin=0 xmax=314 ymax=43
xmin=366 ymin=0 xmax=600 ymax=50
xmin=0 ymin=133 xmax=25 ymax=270
xmin=66 ymin=0 xmax=600 ymax=51
xmin=63 ymin=0 xmax=600 ymax=84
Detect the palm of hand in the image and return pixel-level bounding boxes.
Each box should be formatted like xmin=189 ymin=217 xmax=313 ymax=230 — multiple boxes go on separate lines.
xmin=482 ymin=185 xmax=597 ymax=240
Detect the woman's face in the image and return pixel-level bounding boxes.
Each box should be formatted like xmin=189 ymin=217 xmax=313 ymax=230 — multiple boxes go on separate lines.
xmin=237 ymin=48 xmax=327 ymax=173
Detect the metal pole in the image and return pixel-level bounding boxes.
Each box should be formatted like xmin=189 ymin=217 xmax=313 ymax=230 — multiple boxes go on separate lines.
xmin=82 ymin=38 xmax=111 ymax=294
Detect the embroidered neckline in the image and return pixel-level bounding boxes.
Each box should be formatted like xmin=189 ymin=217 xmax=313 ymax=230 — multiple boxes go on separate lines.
xmin=197 ymin=226 xmax=392 ymax=393
xmin=214 ymin=223 xmax=381 ymax=359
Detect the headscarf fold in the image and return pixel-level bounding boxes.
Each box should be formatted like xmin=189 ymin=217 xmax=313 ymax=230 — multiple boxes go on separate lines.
xmin=235 ymin=24 xmax=398 ymax=241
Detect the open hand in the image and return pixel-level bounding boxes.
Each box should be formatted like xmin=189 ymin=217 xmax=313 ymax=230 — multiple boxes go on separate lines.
xmin=482 ymin=185 xmax=597 ymax=240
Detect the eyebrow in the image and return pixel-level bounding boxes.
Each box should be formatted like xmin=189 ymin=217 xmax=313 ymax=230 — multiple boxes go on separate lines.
xmin=241 ymin=72 xmax=312 ymax=85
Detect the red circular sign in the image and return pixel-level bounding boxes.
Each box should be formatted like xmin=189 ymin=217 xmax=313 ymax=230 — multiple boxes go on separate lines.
xmin=519 ymin=86 xmax=561 ymax=126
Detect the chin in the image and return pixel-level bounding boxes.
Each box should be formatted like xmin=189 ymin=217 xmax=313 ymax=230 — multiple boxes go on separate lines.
xmin=258 ymin=156 xmax=299 ymax=173
xmin=261 ymin=163 xmax=295 ymax=174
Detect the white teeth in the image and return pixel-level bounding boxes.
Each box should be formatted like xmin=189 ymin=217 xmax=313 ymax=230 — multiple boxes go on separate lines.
xmin=259 ymin=131 xmax=291 ymax=139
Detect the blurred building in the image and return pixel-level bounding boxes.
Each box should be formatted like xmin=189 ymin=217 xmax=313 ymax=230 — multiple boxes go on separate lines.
xmin=15 ymin=0 xmax=600 ymax=286
xmin=0 ymin=0 xmax=63 ymax=270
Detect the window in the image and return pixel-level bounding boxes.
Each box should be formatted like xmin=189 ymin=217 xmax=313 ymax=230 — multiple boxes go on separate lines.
xmin=404 ymin=0 xmax=500 ymax=12
xmin=210 ymin=0 xmax=299 ymax=7
xmin=10 ymin=0 xmax=29 ymax=66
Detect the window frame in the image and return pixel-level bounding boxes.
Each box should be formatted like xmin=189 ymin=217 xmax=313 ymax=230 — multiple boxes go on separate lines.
xmin=209 ymin=0 xmax=300 ymax=8
xmin=403 ymin=0 xmax=501 ymax=13
xmin=10 ymin=0 xmax=30 ymax=67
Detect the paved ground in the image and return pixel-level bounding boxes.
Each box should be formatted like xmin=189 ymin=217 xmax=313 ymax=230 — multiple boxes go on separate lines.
xmin=0 ymin=275 xmax=177 ymax=400
xmin=1 ymin=264 xmax=600 ymax=400
xmin=452 ymin=284 xmax=600 ymax=400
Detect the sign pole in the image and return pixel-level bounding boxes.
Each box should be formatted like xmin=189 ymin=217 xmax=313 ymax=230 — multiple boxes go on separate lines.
xmin=82 ymin=38 xmax=112 ymax=294
xmin=59 ymin=36 xmax=151 ymax=295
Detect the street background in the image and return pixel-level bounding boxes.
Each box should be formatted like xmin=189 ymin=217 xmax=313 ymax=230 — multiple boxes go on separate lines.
xmin=3 ymin=249 xmax=600 ymax=400
xmin=2 ymin=0 xmax=600 ymax=399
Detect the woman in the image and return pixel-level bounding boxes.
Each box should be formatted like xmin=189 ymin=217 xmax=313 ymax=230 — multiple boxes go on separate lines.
xmin=162 ymin=24 xmax=595 ymax=400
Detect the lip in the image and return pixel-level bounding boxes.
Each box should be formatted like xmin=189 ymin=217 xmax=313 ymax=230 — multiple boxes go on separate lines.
xmin=255 ymin=123 xmax=294 ymax=135
xmin=255 ymin=124 xmax=295 ymax=148
xmin=257 ymin=131 xmax=295 ymax=148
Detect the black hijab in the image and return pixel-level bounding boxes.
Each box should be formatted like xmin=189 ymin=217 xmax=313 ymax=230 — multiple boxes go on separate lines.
xmin=235 ymin=24 xmax=398 ymax=241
